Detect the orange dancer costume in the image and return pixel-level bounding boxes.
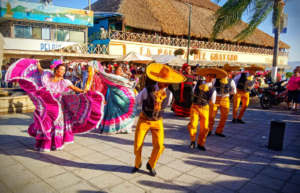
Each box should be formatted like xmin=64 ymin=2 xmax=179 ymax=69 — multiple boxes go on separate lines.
xmin=208 ymin=64 xmax=239 ymax=137
xmin=187 ymin=68 xmax=227 ymax=151
xmin=132 ymin=63 xmax=186 ymax=176
xmin=232 ymin=65 xmax=264 ymax=124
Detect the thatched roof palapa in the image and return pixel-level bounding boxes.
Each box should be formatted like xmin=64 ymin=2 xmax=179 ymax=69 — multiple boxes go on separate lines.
xmin=89 ymin=0 xmax=290 ymax=49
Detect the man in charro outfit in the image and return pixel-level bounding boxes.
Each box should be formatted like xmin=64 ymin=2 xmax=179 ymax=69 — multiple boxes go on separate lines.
xmin=232 ymin=64 xmax=264 ymax=124
xmin=132 ymin=63 xmax=186 ymax=176
xmin=188 ymin=68 xmax=227 ymax=151
xmin=169 ymin=63 xmax=197 ymax=117
xmin=208 ymin=64 xmax=239 ymax=137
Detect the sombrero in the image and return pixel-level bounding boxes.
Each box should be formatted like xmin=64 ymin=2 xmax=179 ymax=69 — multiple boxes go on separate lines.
xmin=147 ymin=63 xmax=186 ymax=83
xmin=196 ymin=68 xmax=228 ymax=79
xmin=244 ymin=64 xmax=265 ymax=71
xmin=223 ymin=63 xmax=240 ymax=71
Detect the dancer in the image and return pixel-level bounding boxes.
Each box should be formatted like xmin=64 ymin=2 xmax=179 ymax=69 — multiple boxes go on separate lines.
xmin=169 ymin=63 xmax=197 ymax=117
xmin=232 ymin=64 xmax=264 ymax=124
xmin=208 ymin=64 xmax=239 ymax=137
xmin=188 ymin=68 xmax=227 ymax=151
xmin=132 ymin=63 xmax=186 ymax=176
xmin=5 ymin=59 xmax=105 ymax=152
xmin=84 ymin=61 xmax=138 ymax=134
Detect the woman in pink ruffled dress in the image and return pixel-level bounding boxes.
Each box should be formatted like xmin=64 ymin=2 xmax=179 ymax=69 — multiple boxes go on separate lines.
xmin=5 ymin=59 xmax=105 ymax=152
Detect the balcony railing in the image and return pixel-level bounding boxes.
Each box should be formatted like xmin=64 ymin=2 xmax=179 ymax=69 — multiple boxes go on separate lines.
xmin=52 ymin=43 xmax=109 ymax=55
xmin=88 ymin=30 xmax=289 ymax=57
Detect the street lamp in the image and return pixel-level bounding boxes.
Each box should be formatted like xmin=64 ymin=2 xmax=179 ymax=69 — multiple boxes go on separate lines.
xmin=185 ymin=3 xmax=192 ymax=65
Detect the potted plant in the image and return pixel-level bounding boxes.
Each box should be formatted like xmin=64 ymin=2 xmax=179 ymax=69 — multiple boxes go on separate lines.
xmin=174 ymin=48 xmax=185 ymax=56
xmin=189 ymin=47 xmax=200 ymax=55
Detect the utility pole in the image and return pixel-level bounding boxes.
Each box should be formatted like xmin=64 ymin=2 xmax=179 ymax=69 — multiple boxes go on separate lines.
xmin=185 ymin=3 xmax=191 ymax=65
xmin=271 ymin=0 xmax=284 ymax=83
xmin=89 ymin=0 xmax=91 ymax=10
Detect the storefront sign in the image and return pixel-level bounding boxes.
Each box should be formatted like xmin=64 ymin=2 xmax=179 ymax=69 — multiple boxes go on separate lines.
xmin=108 ymin=40 xmax=289 ymax=65
xmin=4 ymin=38 xmax=77 ymax=51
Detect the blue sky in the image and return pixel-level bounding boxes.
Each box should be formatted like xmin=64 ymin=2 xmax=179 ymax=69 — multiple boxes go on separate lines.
xmin=30 ymin=0 xmax=299 ymax=62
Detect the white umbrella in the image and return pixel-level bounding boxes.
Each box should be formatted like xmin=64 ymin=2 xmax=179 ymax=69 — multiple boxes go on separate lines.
xmin=114 ymin=51 xmax=153 ymax=63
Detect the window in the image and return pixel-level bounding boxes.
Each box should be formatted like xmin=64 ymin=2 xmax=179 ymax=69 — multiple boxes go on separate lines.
xmin=70 ymin=31 xmax=85 ymax=44
xmin=14 ymin=26 xmax=50 ymax=40
xmin=55 ymin=29 xmax=85 ymax=44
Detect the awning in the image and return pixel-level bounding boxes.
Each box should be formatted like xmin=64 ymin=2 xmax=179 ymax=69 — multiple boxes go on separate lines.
xmin=189 ymin=60 xmax=292 ymax=69
xmin=114 ymin=51 xmax=153 ymax=63
xmin=151 ymin=55 xmax=186 ymax=66
xmin=94 ymin=12 xmax=124 ymax=20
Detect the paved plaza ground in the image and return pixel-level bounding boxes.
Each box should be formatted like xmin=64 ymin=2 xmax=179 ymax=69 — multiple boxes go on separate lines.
xmin=0 ymin=103 xmax=300 ymax=193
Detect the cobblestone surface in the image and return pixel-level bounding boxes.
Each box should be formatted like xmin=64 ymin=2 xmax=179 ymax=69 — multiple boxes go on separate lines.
xmin=0 ymin=104 xmax=300 ymax=193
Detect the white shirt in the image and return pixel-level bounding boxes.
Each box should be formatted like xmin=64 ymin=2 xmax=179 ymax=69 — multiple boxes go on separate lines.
xmin=233 ymin=73 xmax=255 ymax=90
xmin=136 ymin=83 xmax=173 ymax=106
xmin=193 ymin=81 xmax=217 ymax=104
xmin=212 ymin=77 xmax=237 ymax=97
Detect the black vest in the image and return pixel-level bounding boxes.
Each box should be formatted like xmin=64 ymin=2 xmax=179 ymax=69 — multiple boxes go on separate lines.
xmin=193 ymin=80 xmax=216 ymax=107
xmin=215 ymin=78 xmax=232 ymax=95
xmin=142 ymin=86 xmax=171 ymax=121
xmin=237 ymin=73 xmax=256 ymax=93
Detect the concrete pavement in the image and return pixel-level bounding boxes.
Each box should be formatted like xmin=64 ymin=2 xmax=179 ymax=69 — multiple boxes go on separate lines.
xmin=0 ymin=104 xmax=300 ymax=193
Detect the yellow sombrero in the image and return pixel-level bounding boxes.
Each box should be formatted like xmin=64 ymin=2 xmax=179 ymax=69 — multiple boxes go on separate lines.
xmin=147 ymin=63 xmax=186 ymax=83
xmin=244 ymin=64 xmax=265 ymax=71
xmin=196 ymin=68 xmax=228 ymax=79
xmin=223 ymin=63 xmax=241 ymax=71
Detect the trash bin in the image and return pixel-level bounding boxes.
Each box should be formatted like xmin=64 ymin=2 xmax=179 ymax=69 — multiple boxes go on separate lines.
xmin=268 ymin=120 xmax=286 ymax=151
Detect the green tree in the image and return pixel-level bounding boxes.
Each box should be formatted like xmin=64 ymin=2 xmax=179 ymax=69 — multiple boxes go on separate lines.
xmin=211 ymin=0 xmax=291 ymax=83
xmin=285 ymin=72 xmax=293 ymax=78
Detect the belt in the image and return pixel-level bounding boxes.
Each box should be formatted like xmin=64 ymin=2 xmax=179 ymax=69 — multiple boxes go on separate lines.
xmin=217 ymin=95 xmax=229 ymax=99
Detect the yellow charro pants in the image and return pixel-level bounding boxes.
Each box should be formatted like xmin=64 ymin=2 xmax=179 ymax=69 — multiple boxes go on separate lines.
xmin=233 ymin=90 xmax=250 ymax=119
xmin=209 ymin=96 xmax=230 ymax=134
xmin=187 ymin=104 xmax=209 ymax=146
xmin=134 ymin=113 xmax=164 ymax=169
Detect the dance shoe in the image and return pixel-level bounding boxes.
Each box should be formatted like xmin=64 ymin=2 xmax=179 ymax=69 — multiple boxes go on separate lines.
xmin=146 ymin=162 xmax=157 ymax=176
xmin=197 ymin=144 xmax=206 ymax=151
xmin=189 ymin=141 xmax=195 ymax=148
xmin=237 ymin=119 xmax=245 ymax=124
xmin=132 ymin=163 xmax=142 ymax=173
xmin=232 ymin=118 xmax=237 ymax=123
xmin=215 ymin=132 xmax=226 ymax=137
xmin=207 ymin=131 xmax=212 ymax=136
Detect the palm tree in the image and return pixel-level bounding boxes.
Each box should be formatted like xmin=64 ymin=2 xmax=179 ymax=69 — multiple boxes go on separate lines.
xmin=211 ymin=0 xmax=290 ymax=82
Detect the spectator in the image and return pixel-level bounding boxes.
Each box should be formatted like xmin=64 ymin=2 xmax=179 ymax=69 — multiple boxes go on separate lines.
xmin=6 ymin=63 xmax=13 ymax=88
xmin=65 ymin=66 xmax=76 ymax=85
xmin=82 ymin=65 xmax=89 ymax=89
xmin=1 ymin=66 xmax=6 ymax=88
xmin=192 ymin=64 xmax=201 ymax=80
xmin=131 ymin=65 xmax=137 ymax=80
xmin=286 ymin=69 xmax=300 ymax=111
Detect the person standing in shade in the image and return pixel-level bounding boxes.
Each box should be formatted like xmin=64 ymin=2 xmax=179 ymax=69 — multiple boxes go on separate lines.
xmin=1 ymin=66 xmax=6 ymax=88
xmin=6 ymin=63 xmax=13 ymax=88
xmin=188 ymin=68 xmax=227 ymax=151
xmin=233 ymin=64 xmax=264 ymax=124
xmin=208 ymin=64 xmax=239 ymax=137
xmin=132 ymin=63 xmax=186 ymax=176
xmin=192 ymin=64 xmax=201 ymax=80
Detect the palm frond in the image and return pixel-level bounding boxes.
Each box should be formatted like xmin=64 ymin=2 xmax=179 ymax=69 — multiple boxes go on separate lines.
xmin=211 ymin=0 xmax=253 ymax=41
xmin=235 ymin=0 xmax=273 ymax=41
xmin=272 ymin=1 xmax=284 ymax=28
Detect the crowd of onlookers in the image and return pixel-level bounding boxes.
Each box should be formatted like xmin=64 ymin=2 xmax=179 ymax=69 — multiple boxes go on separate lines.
xmin=1 ymin=63 xmax=17 ymax=88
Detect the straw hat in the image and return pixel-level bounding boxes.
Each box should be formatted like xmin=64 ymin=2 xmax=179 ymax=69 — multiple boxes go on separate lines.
xmin=223 ymin=63 xmax=240 ymax=71
xmin=244 ymin=64 xmax=265 ymax=71
xmin=196 ymin=68 xmax=228 ymax=79
xmin=147 ymin=63 xmax=186 ymax=83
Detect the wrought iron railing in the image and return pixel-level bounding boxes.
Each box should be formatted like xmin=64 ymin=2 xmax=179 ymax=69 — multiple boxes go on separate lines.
xmin=88 ymin=30 xmax=289 ymax=57
xmin=52 ymin=43 xmax=109 ymax=55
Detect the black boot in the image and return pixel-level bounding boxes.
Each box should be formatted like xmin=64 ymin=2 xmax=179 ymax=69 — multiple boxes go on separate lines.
xmin=197 ymin=144 xmax=206 ymax=151
xmin=232 ymin=118 xmax=237 ymax=123
xmin=146 ymin=162 xmax=157 ymax=176
xmin=131 ymin=163 xmax=142 ymax=173
xmin=207 ymin=131 xmax=212 ymax=136
xmin=189 ymin=141 xmax=195 ymax=149
xmin=237 ymin=119 xmax=245 ymax=124
xmin=215 ymin=132 xmax=226 ymax=137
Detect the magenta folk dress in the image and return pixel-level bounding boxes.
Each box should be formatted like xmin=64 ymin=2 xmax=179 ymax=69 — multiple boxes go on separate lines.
xmin=5 ymin=59 xmax=105 ymax=152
